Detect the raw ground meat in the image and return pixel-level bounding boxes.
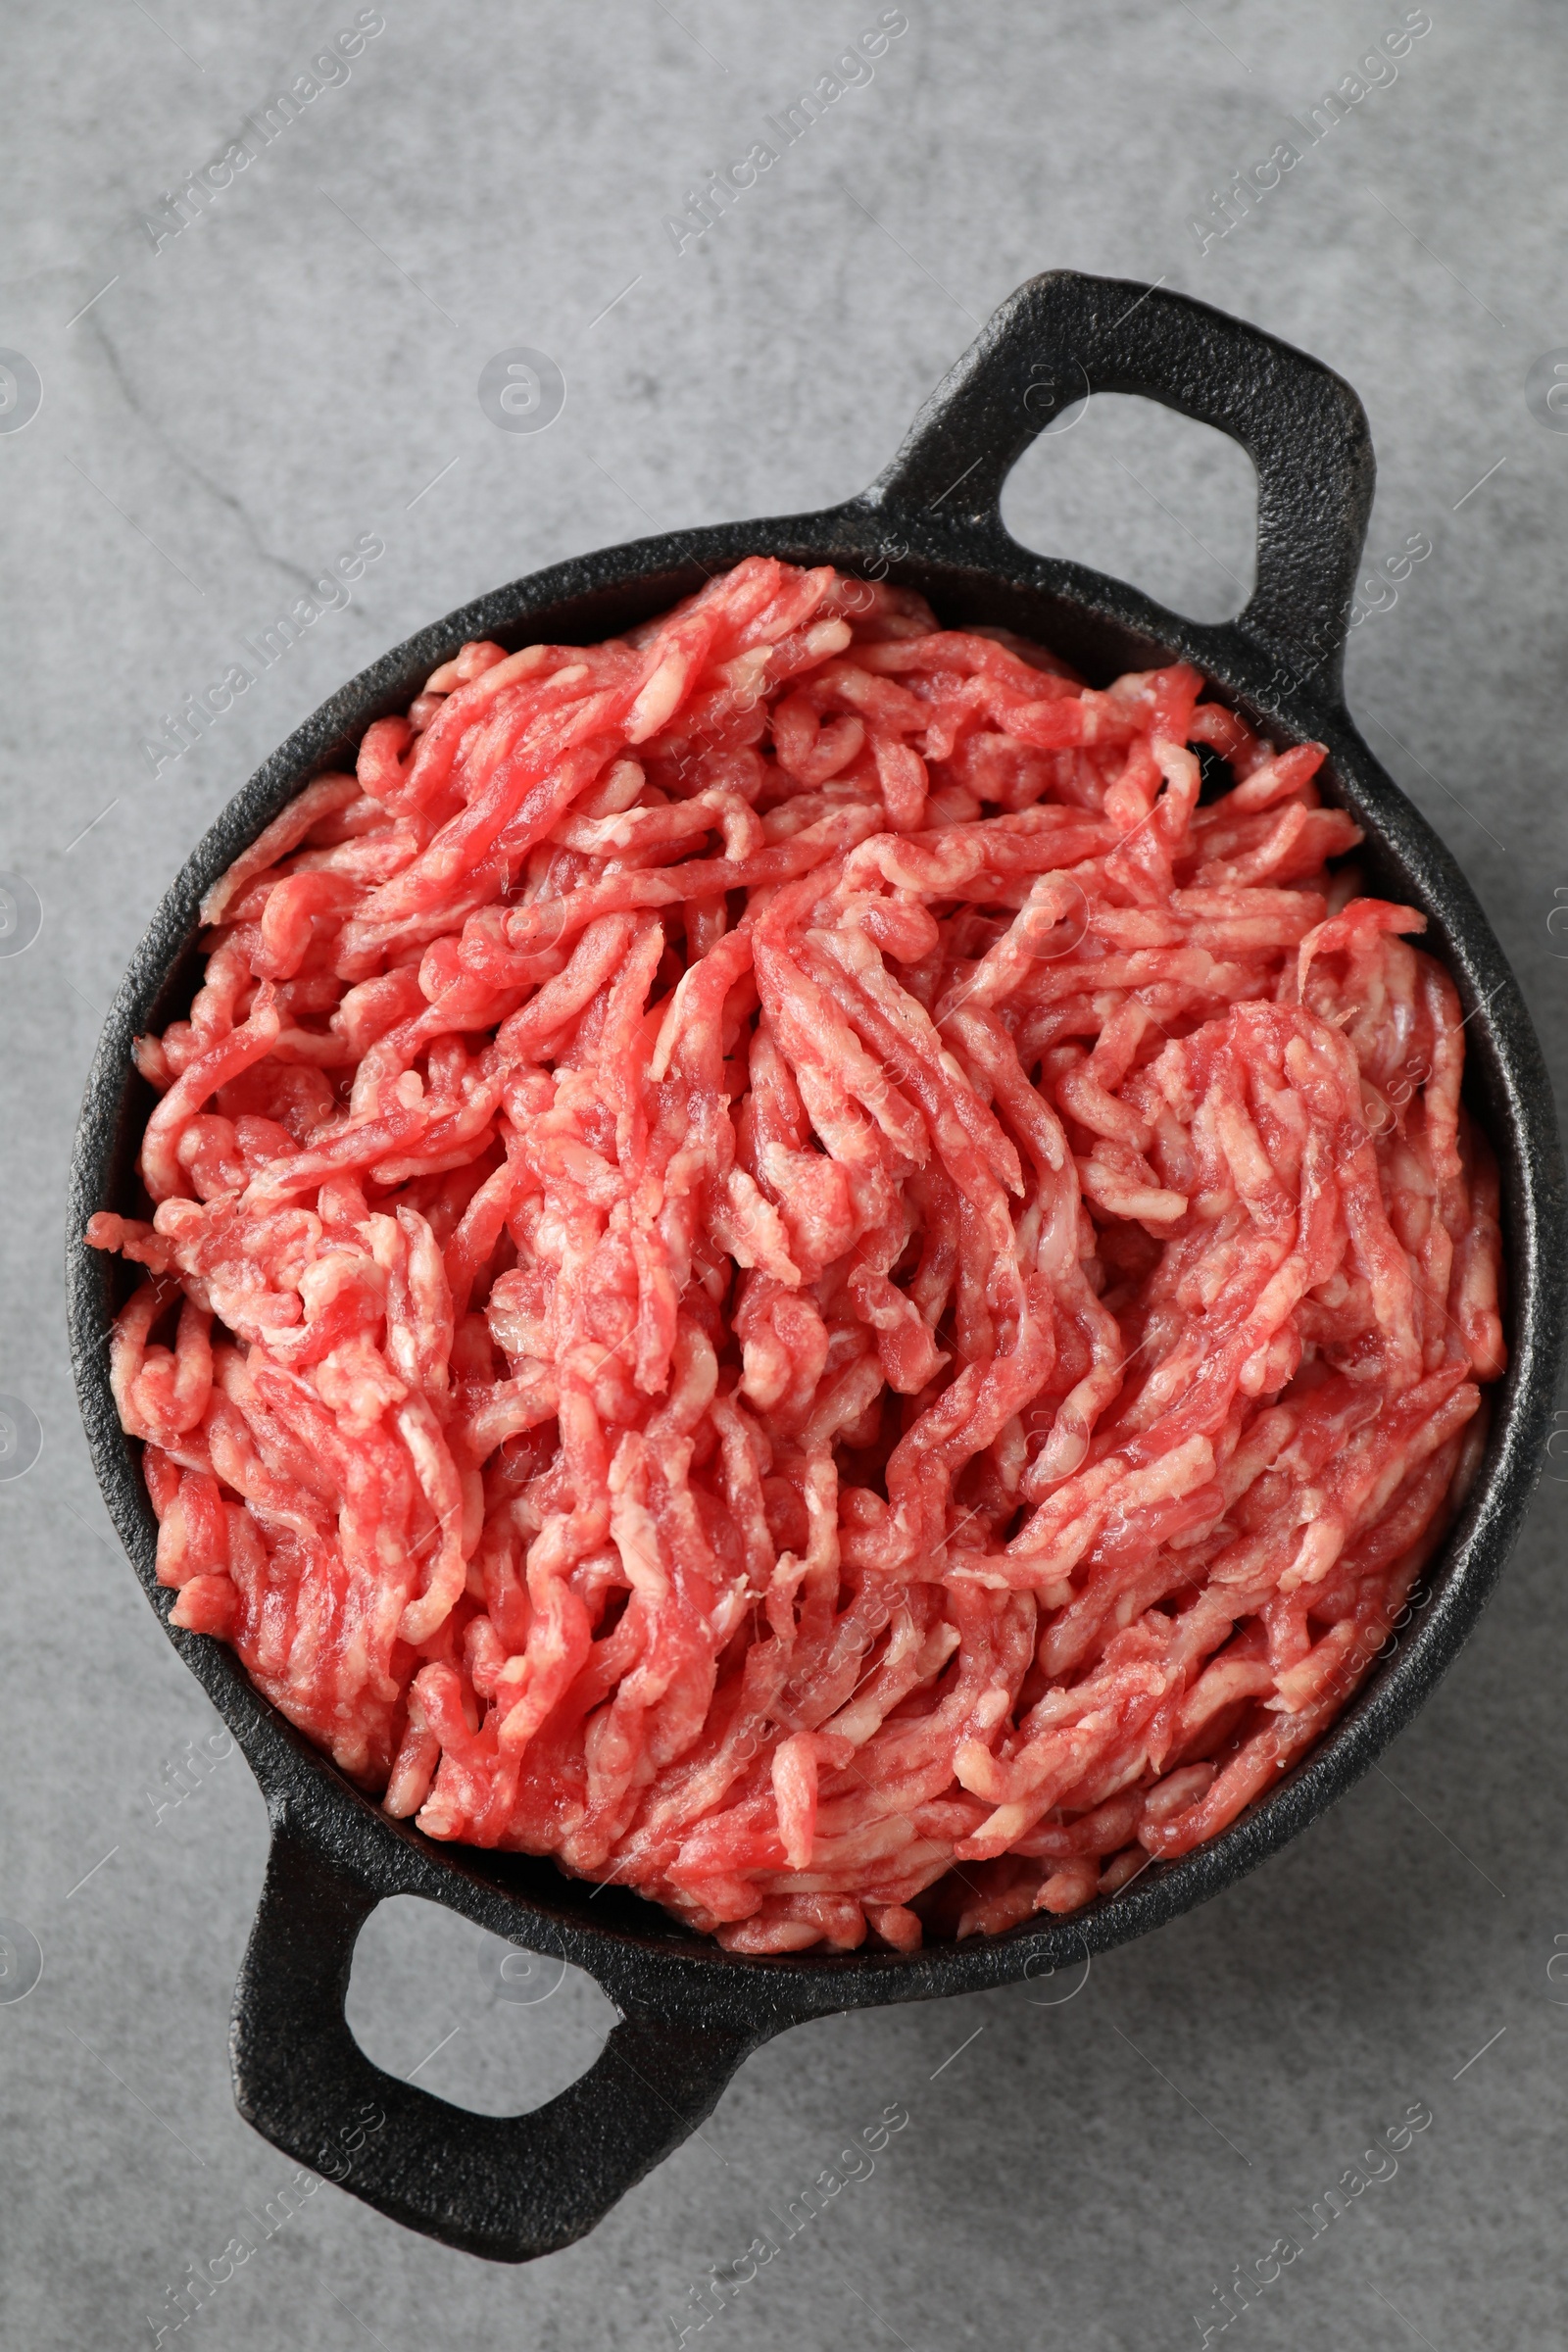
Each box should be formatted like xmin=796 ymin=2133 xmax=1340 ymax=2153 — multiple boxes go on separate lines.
xmin=86 ymin=557 xmax=1505 ymax=1953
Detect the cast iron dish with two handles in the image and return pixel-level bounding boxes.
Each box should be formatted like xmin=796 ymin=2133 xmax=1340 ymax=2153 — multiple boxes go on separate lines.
xmin=67 ymin=270 xmax=1565 ymax=2262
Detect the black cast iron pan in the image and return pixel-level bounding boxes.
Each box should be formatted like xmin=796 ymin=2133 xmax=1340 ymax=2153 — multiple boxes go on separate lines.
xmin=67 ymin=270 xmax=1566 ymax=2263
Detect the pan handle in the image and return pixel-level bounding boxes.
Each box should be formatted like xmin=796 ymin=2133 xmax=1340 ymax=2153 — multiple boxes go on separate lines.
xmin=229 ymin=1815 xmax=759 ymax=2263
xmin=867 ymin=269 xmax=1375 ymax=704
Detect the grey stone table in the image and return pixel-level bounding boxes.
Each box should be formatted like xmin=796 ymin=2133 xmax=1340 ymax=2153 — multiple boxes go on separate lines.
xmin=2 ymin=4 xmax=1565 ymax=2346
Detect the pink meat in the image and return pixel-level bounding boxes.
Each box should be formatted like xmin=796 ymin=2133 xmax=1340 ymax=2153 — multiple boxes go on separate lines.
xmin=85 ymin=560 xmax=1504 ymax=1952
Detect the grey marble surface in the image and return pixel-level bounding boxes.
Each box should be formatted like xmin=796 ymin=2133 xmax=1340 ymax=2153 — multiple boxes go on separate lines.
xmin=3 ymin=4 xmax=1567 ymax=2346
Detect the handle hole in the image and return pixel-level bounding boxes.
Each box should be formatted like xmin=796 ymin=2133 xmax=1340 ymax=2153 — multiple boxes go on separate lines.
xmin=1000 ymin=394 xmax=1258 ymax=626
xmin=346 ymin=1894 xmax=615 ymax=2118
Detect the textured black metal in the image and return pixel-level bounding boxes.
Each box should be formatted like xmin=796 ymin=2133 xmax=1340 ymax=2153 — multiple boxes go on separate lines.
xmin=230 ymin=1814 xmax=761 ymax=2261
xmin=66 ymin=271 xmax=1567 ymax=2264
